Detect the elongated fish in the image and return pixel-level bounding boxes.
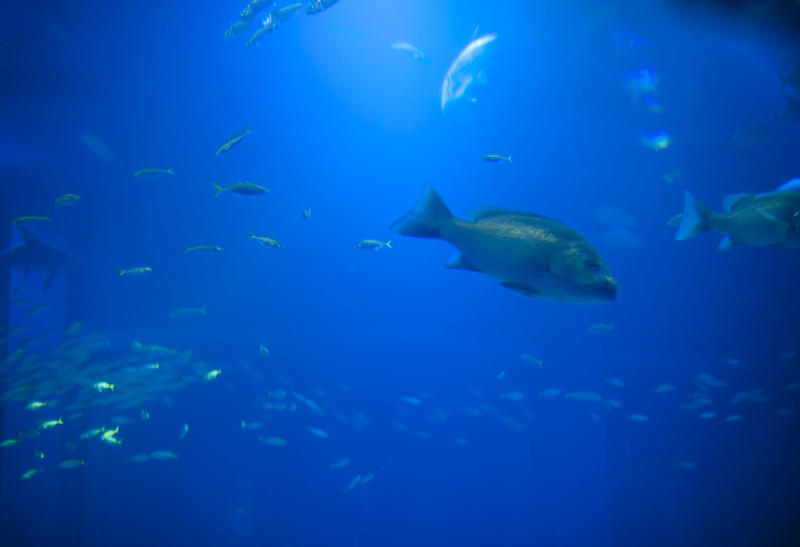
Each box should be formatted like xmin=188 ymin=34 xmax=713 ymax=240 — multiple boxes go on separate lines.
xmin=391 ymin=42 xmax=431 ymax=64
xmin=213 ymin=182 xmax=269 ymax=196
xmin=391 ymin=187 xmax=617 ymax=303
xmin=216 ymin=125 xmax=253 ymax=155
xmin=675 ymin=179 xmax=800 ymax=250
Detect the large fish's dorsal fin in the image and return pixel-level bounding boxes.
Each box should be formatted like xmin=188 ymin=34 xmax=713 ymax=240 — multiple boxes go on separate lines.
xmin=16 ymin=225 xmax=44 ymax=248
xmin=445 ymin=253 xmax=480 ymax=272
xmin=722 ymin=193 xmax=754 ymax=212
xmin=472 ymin=206 xmax=548 ymax=222
xmin=775 ymin=178 xmax=800 ymax=193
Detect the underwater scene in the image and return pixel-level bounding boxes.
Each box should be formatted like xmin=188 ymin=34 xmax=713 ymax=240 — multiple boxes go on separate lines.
xmin=2 ymin=0 xmax=800 ymax=545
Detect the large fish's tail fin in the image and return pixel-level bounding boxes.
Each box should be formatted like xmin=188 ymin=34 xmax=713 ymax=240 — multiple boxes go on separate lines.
xmin=675 ymin=191 xmax=713 ymax=241
xmin=212 ymin=182 xmax=224 ymax=197
xmin=391 ymin=187 xmax=454 ymax=238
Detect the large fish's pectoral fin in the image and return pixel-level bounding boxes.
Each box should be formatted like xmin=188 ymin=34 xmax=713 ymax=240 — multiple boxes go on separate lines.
xmin=500 ymin=281 xmax=539 ymax=297
xmin=718 ymin=236 xmax=742 ymax=251
xmin=445 ymin=253 xmax=480 ymax=272
xmin=757 ymin=208 xmax=792 ymax=233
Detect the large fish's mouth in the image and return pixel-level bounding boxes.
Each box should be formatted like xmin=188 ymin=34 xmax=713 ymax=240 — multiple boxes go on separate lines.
xmin=592 ymin=279 xmax=618 ymax=301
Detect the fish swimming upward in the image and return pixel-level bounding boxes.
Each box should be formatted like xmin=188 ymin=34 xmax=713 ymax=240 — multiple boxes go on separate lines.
xmin=390 ymin=187 xmax=617 ymax=303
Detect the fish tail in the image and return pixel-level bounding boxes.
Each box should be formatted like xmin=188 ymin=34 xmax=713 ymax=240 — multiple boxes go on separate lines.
xmin=200 ymin=306 xmax=207 ymax=315
xmin=118 ymin=268 xmax=125 ymax=276
xmin=507 ymin=155 xmax=513 ymax=165
xmin=212 ymin=182 xmax=224 ymax=197
xmin=167 ymin=167 xmax=175 ymax=175
xmin=391 ymin=186 xmax=454 ymax=238
xmin=245 ymin=124 xmax=253 ymax=133
xmin=675 ymin=191 xmax=713 ymax=241
xmin=385 ymin=240 xmax=392 ymax=248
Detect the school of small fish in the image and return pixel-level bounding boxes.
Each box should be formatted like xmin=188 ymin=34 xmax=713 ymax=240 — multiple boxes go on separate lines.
xmin=1 ymin=0 xmax=799 ymax=507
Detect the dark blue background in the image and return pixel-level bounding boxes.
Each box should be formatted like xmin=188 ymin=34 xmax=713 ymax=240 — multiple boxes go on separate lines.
xmin=1 ymin=1 xmax=799 ymax=546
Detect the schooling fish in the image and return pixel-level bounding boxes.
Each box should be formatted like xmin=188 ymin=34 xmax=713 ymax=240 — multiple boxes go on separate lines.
xmin=215 ymin=125 xmax=253 ymax=155
xmin=482 ymin=154 xmax=512 ymax=164
xmin=213 ymin=182 xmax=269 ymax=196
xmin=133 ymin=167 xmax=175 ymax=178
xmin=391 ymin=187 xmax=617 ymax=303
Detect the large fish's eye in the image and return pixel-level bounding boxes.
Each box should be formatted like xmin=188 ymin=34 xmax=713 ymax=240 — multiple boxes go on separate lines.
xmin=586 ymin=262 xmax=601 ymax=272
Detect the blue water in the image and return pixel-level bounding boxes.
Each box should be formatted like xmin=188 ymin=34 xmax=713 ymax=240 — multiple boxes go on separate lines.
xmin=2 ymin=1 xmax=800 ymax=546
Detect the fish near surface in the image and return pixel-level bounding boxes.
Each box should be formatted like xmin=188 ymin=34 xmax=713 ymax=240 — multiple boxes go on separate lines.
xmin=675 ymin=178 xmax=800 ymax=250
xmin=390 ymin=187 xmax=617 ymax=303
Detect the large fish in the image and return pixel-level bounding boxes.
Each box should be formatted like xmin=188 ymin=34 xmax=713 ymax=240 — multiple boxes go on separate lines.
xmin=0 ymin=226 xmax=72 ymax=291
xmin=391 ymin=187 xmax=617 ymax=303
xmin=674 ymin=179 xmax=800 ymax=250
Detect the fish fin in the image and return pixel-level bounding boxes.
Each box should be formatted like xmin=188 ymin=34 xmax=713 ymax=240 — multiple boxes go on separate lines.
xmin=212 ymin=182 xmax=224 ymax=197
xmin=717 ymin=236 xmax=740 ymax=251
xmin=675 ymin=191 xmax=713 ymax=241
xmin=391 ymin=187 xmax=454 ymax=238
xmin=16 ymin=225 xmax=41 ymax=248
xmin=507 ymin=155 xmax=513 ymax=165
xmin=472 ymin=207 xmax=547 ymax=222
xmin=500 ymin=281 xmax=539 ymax=297
xmin=245 ymin=124 xmax=253 ymax=133
xmin=445 ymin=253 xmax=480 ymax=272
xmin=721 ymin=193 xmax=754 ymax=212
xmin=384 ymin=240 xmax=392 ymax=249
xmin=666 ymin=214 xmax=682 ymax=227
xmin=167 ymin=168 xmax=175 ymax=175
xmin=775 ymin=178 xmax=800 ymax=192
xmin=757 ymin=207 xmax=792 ymax=232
